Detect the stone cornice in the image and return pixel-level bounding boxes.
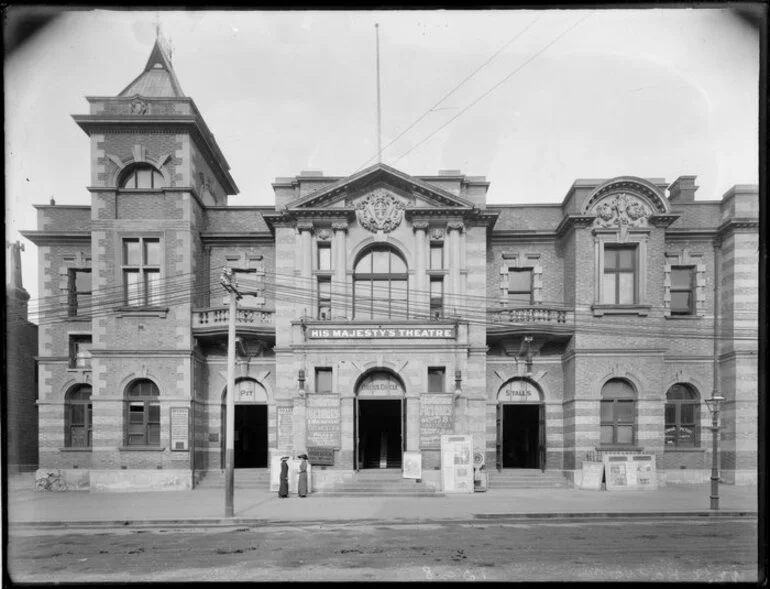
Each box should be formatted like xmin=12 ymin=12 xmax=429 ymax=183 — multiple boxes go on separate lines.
xmin=648 ymin=213 xmax=681 ymax=228
xmin=199 ymin=232 xmax=274 ymax=245
xmin=20 ymin=231 xmax=90 ymax=246
xmin=717 ymin=217 xmax=759 ymax=239
xmin=555 ymin=215 xmax=595 ymax=238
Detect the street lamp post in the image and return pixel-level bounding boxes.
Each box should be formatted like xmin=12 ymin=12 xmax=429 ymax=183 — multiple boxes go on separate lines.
xmin=704 ymin=394 xmax=725 ymax=510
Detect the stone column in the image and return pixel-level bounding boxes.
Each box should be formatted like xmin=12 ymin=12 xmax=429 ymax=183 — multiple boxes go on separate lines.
xmin=406 ymin=393 xmax=420 ymax=452
xmin=297 ymin=222 xmax=314 ymax=318
xmin=332 ymin=222 xmax=348 ymax=319
xmin=341 ymin=393 xmax=355 ymax=468
xmin=413 ymin=221 xmax=428 ymax=319
xmin=447 ymin=221 xmax=464 ymax=315
xmin=293 ymin=393 xmax=307 ymax=455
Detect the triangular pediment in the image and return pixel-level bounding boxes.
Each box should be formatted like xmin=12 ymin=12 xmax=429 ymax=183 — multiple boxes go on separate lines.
xmin=288 ymin=163 xmax=475 ymax=212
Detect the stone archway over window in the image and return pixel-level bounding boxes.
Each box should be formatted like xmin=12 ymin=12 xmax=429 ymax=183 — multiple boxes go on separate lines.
xmin=65 ymin=384 xmax=92 ymax=448
xmin=600 ymin=378 xmax=636 ymax=446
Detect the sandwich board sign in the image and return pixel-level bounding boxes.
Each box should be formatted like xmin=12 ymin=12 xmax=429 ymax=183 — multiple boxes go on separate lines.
xmin=440 ymin=435 xmax=473 ymax=493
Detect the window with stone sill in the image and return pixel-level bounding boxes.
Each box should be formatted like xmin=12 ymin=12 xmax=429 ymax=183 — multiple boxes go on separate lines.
xmin=65 ymin=384 xmax=92 ymax=448
xmin=508 ymin=268 xmax=533 ymax=306
xmin=600 ymin=378 xmax=636 ymax=446
xmin=665 ymin=383 xmax=700 ymax=448
xmin=68 ymin=268 xmax=91 ymax=317
xmin=353 ymin=245 xmax=408 ymax=320
xmin=428 ymin=367 xmax=445 ymax=393
xmin=125 ymin=379 xmax=160 ymax=446
xmin=69 ymin=335 xmax=92 ymax=369
xmin=602 ymin=246 xmax=637 ymax=305
xmin=315 ymin=368 xmax=332 ymax=394
xmin=122 ymin=237 xmax=161 ymax=307
xmin=317 ymin=277 xmax=331 ymax=320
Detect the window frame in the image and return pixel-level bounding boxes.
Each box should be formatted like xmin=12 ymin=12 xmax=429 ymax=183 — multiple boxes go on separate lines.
xmin=68 ymin=268 xmax=92 ymax=317
xmin=65 ymin=385 xmax=93 ymax=449
xmin=68 ymin=335 xmax=93 ymax=369
xmin=125 ymin=379 xmax=161 ymax=447
xmin=428 ymin=367 xmax=445 ymax=393
xmin=317 ymin=242 xmax=332 ymax=272
xmin=602 ymin=245 xmax=638 ymax=305
xmin=315 ymin=368 xmax=333 ymax=394
xmin=119 ymin=164 xmax=166 ymax=189
xmin=599 ymin=379 xmax=636 ymax=447
xmin=665 ymin=383 xmax=700 ymax=448
xmin=670 ymin=266 xmax=696 ymax=316
xmin=430 ymin=277 xmax=444 ymax=319
xmin=429 ymin=243 xmax=444 ymax=270
xmin=122 ymin=237 xmax=162 ymax=307
xmin=317 ymin=277 xmax=331 ymax=320
xmin=353 ymin=246 xmax=408 ymax=320
xmin=507 ymin=267 xmax=533 ymax=306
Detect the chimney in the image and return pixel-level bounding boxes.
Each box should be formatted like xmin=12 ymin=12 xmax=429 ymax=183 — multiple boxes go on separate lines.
xmin=668 ymin=176 xmax=698 ymax=203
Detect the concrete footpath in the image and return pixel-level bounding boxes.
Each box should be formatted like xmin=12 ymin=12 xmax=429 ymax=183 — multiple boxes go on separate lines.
xmin=5 ymin=477 xmax=758 ymax=528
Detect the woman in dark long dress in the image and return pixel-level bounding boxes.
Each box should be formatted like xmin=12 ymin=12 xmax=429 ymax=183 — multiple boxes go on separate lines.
xmin=278 ymin=457 xmax=289 ymax=498
xmin=297 ymin=454 xmax=308 ymax=498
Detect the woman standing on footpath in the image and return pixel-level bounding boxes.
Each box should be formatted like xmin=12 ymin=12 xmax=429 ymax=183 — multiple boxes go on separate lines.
xmin=297 ymin=454 xmax=309 ymax=498
xmin=278 ymin=456 xmax=289 ymax=498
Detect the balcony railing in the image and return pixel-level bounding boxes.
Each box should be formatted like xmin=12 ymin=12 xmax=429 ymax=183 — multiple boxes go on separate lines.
xmin=192 ymin=307 xmax=275 ymax=333
xmin=488 ymin=306 xmax=574 ymax=330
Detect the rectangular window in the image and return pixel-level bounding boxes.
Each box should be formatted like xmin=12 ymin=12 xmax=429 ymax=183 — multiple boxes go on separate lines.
xmin=122 ymin=238 xmax=161 ymax=307
xmin=428 ymin=367 xmax=445 ymax=393
xmin=603 ymin=246 xmax=636 ymax=304
xmin=69 ymin=335 xmax=92 ymax=369
xmin=430 ymin=278 xmax=444 ymax=318
xmin=508 ymin=268 xmax=533 ymax=306
xmin=670 ymin=266 xmax=695 ymax=315
xmin=317 ymin=278 xmax=331 ymax=320
xmin=665 ymin=402 xmax=699 ymax=447
xmin=68 ymin=269 xmax=92 ymax=317
xmin=315 ymin=368 xmax=332 ymax=394
xmin=430 ymin=244 xmax=444 ymax=270
xmin=317 ymin=243 xmax=332 ymax=271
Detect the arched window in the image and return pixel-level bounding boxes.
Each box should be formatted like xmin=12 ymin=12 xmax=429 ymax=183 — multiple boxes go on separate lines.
xmin=126 ymin=379 xmax=160 ymax=446
xmin=665 ymin=383 xmax=700 ymax=447
xmin=119 ymin=164 xmax=165 ymax=189
xmin=600 ymin=378 xmax=636 ymax=446
xmin=353 ymin=246 xmax=408 ymax=320
xmin=65 ymin=385 xmax=92 ymax=448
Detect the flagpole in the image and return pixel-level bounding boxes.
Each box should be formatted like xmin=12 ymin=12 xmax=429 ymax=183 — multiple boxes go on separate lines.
xmin=375 ymin=23 xmax=382 ymax=164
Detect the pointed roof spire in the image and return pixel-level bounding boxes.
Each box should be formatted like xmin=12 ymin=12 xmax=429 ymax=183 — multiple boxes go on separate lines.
xmin=118 ymin=37 xmax=185 ymax=98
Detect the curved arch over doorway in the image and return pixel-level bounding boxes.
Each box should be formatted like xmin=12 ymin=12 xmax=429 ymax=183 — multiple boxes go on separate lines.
xmin=495 ymin=377 xmax=546 ymax=471
xmin=221 ymin=378 xmax=269 ymax=468
xmin=354 ymin=370 xmax=405 ymax=470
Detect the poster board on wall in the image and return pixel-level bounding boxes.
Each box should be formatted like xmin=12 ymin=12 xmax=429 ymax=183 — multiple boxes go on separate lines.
xmin=440 ymin=435 xmax=473 ymax=493
xmin=603 ymin=454 xmax=657 ymax=491
xmin=578 ymin=461 xmax=604 ymax=490
xmin=420 ymin=395 xmax=454 ymax=449
xmin=306 ymin=395 xmax=341 ymax=448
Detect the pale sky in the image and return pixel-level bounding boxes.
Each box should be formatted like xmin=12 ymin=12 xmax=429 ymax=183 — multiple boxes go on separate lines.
xmin=4 ymin=8 xmax=760 ymax=314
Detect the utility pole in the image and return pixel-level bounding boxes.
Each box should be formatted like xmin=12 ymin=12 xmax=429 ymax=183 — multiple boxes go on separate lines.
xmin=220 ymin=267 xmax=240 ymax=517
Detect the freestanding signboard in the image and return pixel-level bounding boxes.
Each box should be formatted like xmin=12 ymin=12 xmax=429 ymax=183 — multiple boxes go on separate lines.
xmin=440 ymin=435 xmax=474 ymax=493
xmin=603 ymin=454 xmax=657 ymax=491
xmin=402 ymin=451 xmax=422 ymax=479
xmin=578 ymin=461 xmax=604 ymax=490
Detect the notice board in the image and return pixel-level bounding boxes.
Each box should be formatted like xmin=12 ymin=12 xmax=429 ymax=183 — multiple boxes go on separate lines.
xmin=277 ymin=406 xmax=293 ymax=450
xmin=441 ymin=434 xmax=474 ymax=493
xmin=170 ymin=407 xmax=189 ymax=451
xmin=578 ymin=461 xmax=604 ymax=491
xmin=306 ymin=395 xmax=341 ymax=448
xmin=603 ymin=454 xmax=658 ymax=491
xmin=420 ymin=394 xmax=454 ymax=449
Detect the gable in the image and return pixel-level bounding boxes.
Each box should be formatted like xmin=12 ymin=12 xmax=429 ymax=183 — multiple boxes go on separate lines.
xmin=287 ymin=163 xmax=475 ymax=212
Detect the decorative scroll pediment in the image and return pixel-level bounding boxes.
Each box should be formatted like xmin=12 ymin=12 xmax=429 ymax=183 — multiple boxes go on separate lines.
xmin=354 ymin=188 xmax=406 ymax=233
xmin=590 ymin=193 xmax=652 ymax=228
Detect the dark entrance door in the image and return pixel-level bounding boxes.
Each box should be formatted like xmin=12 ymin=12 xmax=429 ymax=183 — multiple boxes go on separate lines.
xmin=502 ymin=404 xmax=540 ymax=468
xmin=233 ymin=405 xmax=268 ymax=468
xmin=357 ymin=399 xmax=402 ymax=469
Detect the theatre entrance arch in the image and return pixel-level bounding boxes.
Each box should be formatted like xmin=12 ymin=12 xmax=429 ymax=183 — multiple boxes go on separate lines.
xmin=221 ymin=378 xmax=268 ymax=469
xmin=354 ymin=371 xmax=405 ymax=470
xmin=496 ymin=378 xmax=545 ymax=471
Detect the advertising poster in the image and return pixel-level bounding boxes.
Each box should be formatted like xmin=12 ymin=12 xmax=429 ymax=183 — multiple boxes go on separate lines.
xmin=440 ymin=434 xmax=473 ymax=493
xmin=402 ymin=451 xmax=422 ymax=479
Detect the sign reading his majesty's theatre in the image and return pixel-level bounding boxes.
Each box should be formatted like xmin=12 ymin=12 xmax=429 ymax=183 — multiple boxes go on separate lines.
xmin=308 ymin=327 xmax=455 ymax=339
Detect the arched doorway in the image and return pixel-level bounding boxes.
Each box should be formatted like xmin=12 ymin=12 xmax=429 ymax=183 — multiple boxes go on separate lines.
xmin=496 ymin=378 xmax=545 ymax=471
xmin=221 ymin=378 xmax=268 ymax=468
xmin=354 ymin=371 xmax=405 ymax=470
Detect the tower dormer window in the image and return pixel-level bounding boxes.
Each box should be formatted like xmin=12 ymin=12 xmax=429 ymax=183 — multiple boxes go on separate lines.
xmin=120 ymin=164 xmax=165 ymax=189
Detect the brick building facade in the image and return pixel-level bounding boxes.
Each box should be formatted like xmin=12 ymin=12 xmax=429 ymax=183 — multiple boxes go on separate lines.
xmin=22 ymin=41 xmax=758 ymax=492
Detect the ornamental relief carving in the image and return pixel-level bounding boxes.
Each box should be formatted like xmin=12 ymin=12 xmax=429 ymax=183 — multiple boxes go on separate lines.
xmin=590 ymin=193 xmax=652 ymax=228
xmin=354 ymin=188 xmax=406 ymax=233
